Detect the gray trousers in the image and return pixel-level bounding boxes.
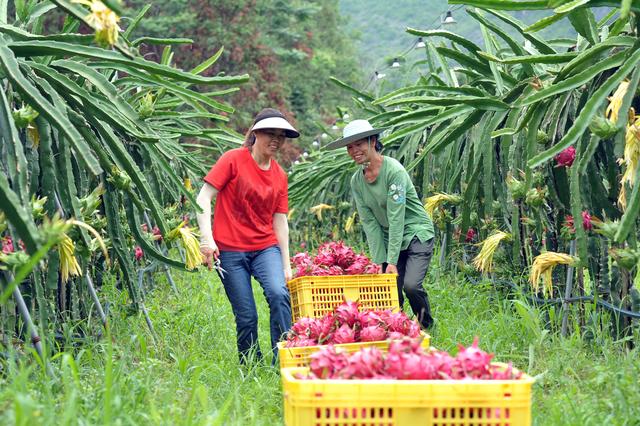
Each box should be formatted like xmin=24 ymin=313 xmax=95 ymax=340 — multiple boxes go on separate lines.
xmin=384 ymin=237 xmax=435 ymax=329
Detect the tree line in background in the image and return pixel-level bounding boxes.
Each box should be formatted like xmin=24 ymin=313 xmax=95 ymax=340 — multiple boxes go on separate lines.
xmin=125 ymin=0 xmax=362 ymax=161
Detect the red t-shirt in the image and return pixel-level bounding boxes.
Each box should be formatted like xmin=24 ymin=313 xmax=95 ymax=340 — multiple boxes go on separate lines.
xmin=203 ymin=147 xmax=288 ymax=251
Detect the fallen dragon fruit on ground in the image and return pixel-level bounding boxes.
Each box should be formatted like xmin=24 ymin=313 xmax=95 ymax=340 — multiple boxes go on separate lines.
xmin=300 ymin=336 xmax=523 ymax=381
xmin=285 ymin=301 xmax=421 ymax=347
xmin=291 ymin=241 xmax=381 ymax=278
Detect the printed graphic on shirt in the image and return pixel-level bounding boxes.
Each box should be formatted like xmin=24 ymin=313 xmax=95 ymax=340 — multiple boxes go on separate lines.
xmin=388 ymin=183 xmax=406 ymax=204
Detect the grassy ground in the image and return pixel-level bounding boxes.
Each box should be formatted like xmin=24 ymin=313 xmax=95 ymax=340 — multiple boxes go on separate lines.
xmin=1 ymin=266 xmax=639 ymax=425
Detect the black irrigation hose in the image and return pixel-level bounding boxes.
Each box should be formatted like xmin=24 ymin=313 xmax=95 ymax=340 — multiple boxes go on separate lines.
xmin=466 ymin=276 xmax=640 ymax=319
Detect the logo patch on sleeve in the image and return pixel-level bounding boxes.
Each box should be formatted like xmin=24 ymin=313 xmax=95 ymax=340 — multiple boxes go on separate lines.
xmin=389 ymin=183 xmax=406 ymax=204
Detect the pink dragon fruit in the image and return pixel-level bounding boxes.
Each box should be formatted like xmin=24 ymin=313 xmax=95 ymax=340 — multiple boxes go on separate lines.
xmin=581 ymin=211 xmax=593 ymax=231
xmin=341 ymin=347 xmax=385 ymax=379
xmin=489 ymin=362 xmax=523 ymax=380
xmin=317 ymin=315 xmax=336 ymax=343
xmin=359 ymin=310 xmax=384 ymax=327
xmin=291 ymin=242 xmax=380 ymax=277
xmin=388 ymin=331 xmax=405 ymax=340
xmin=306 ymin=318 xmax=325 ymax=341
xmin=285 ymin=337 xmax=318 ymax=348
xmin=330 ymin=241 xmax=356 ymax=269
xmin=289 ymin=317 xmax=316 ymax=338
xmin=401 ymin=352 xmax=438 ymax=380
xmin=134 ymin=246 xmax=144 ymax=261
xmin=388 ymin=337 xmax=424 ymax=354
xmin=382 ymin=351 xmax=405 ymax=378
xmin=427 ymin=349 xmax=456 ymax=379
xmin=331 ymin=324 xmax=356 ymax=344
xmin=555 ymin=146 xmax=576 ymax=167
xmin=326 ymin=265 xmax=345 ymax=275
xmin=291 ymin=252 xmax=312 ymax=269
xmin=363 ymin=262 xmax=382 ymax=274
xmin=309 ymin=346 xmax=349 ymax=379
xmin=407 ymin=321 xmax=421 ymax=338
xmin=152 ymin=226 xmax=163 ymax=241
xmin=465 ymin=228 xmax=476 ymax=243
xmin=359 ymin=325 xmax=388 ymax=342
xmin=453 ymin=336 xmax=494 ymax=379
xmin=334 ymin=301 xmax=360 ymax=327
xmin=386 ymin=312 xmax=411 ymax=334
xmin=2 ymin=236 xmax=14 ymax=254
xmin=313 ymin=249 xmax=336 ymax=267
xmin=301 ymin=337 xmax=522 ymax=381
xmin=345 ymin=255 xmax=368 ymax=275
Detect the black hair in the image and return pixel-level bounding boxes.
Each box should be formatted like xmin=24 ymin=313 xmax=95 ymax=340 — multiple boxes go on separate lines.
xmin=243 ymin=108 xmax=287 ymax=147
xmin=372 ymin=135 xmax=383 ymax=152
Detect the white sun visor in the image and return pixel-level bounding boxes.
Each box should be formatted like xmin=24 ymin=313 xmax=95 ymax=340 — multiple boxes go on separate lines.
xmin=250 ymin=116 xmax=300 ymax=138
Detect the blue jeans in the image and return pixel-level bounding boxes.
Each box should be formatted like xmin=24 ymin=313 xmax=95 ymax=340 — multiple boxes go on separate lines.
xmin=218 ymin=245 xmax=292 ymax=363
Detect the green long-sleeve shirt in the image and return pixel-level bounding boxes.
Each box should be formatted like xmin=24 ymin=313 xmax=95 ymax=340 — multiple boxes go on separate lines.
xmin=351 ymin=156 xmax=435 ymax=265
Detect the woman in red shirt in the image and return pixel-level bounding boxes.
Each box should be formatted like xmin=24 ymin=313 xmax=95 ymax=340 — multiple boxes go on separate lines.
xmin=195 ymin=108 xmax=298 ymax=363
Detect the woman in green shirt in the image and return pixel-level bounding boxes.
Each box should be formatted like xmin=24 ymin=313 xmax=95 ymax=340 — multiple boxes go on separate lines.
xmin=327 ymin=119 xmax=436 ymax=329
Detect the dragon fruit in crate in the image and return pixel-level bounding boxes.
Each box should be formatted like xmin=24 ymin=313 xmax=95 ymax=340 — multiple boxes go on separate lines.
xmin=284 ymin=302 xmax=423 ymax=347
xmin=291 ymin=241 xmax=380 ymax=278
xmin=301 ymin=337 xmax=524 ymax=381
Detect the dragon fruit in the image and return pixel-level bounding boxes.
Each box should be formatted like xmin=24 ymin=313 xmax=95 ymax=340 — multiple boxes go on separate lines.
xmin=330 ymin=241 xmax=356 ymax=269
xmin=301 ymin=337 xmax=523 ymax=381
xmin=291 ymin=252 xmax=312 ymax=269
xmin=332 ymin=324 xmax=356 ymax=344
xmin=384 ymin=312 xmax=412 ymax=334
xmin=363 ymin=263 xmax=382 ymax=274
xmin=388 ymin=331 xmax=406 ymax=340
xmin=555 ymin=146 xmax=576 ymax=167
xmin=489 ymin=362 xmax=523 ymax=380
xmin=452 ymin=336 xmax=494 ymax=379
xmin=291 ymin=241 xmax=379 ymax=278
xmin=290 ymin=317 xmax=316 ymax=338
xmin=427 ymin=349 xmax=456 ymax=379
xmin=359 ymin=310 xmax=384 ymax=327
xmin=360 ymin=325 xmax=388 ymax=342
xmin=152 ymin=226 xmax=163 ymax=241
xmin=285 ymin=303 xmax=422 ymax=347
xmin=407 ymin=321 xmax=421 ymax=338
xmin=345 ymin=254 xmax=370 ymax=275
xmin=334 ymin=301 xmax=360 ymax=327
xmin=341 ymin=347 xmax=385 ymax=379
xmin=388 ymin=337 xmax=424 ymax=354
xmin=309 ymin=346 xmax=349 ymax=378
xmin=313 ymin=249 xmax=336 ymax=267
xmin=134 ymin=246 xmax=144 ymax=261
xmin=563 ymin=211 xmax=593 ymax=235
xmin=465 ymin=228 xmax=476 ymax=243
xmin=581 ymin=211 xmax=593 ymax=231
xmin=402 ymin=352 xmax=438 ymax=380
xmin=2 ymin=236 xmax=14 ymax=254
xmin=285 ymin=337 xmax=318 ymax=348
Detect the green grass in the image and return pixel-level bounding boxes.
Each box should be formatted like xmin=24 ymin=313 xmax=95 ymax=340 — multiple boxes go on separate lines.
xmin=1 ymin=267 xmax=638 ymax=425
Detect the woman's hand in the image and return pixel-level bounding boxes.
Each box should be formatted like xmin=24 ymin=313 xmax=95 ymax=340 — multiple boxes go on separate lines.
xmin=284 ymin=264 xmax=292 ymax=282
xmin=200 ymin=242 xmax=219 ymax=270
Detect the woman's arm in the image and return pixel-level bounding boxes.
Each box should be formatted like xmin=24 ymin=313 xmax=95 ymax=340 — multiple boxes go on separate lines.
xmin=196 ymin=182 xmax=219 ymax=269
xmin=273 ymin=213 xmax=292 ymax=282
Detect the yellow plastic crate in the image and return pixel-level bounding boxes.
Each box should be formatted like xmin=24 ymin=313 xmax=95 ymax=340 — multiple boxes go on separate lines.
xmin=287 ymin=274 xmax=399 ymax=322
xmin=282 ymin=366 xmax=534 ymax=426
xmin=278 ymin=333 xmax=431 ymax=369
